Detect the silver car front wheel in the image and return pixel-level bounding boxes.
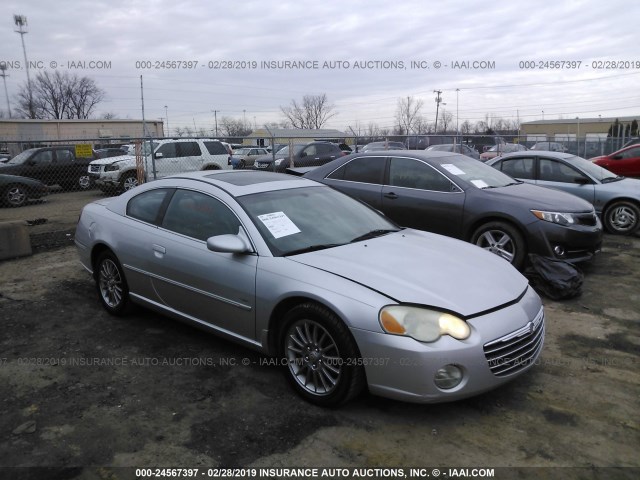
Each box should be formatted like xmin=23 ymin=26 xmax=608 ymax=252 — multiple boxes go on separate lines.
xmin=281 ymin=303 xmax=364 ymax=406
xmin=604 ymin=201 xmax=640 ymax=235
xmin=95 ymin=251 xmax=130 ymax=315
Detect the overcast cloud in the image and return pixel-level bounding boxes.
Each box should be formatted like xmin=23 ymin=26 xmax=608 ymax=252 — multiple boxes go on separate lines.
xmin=1 ymin=0 xmax=639 ymax=133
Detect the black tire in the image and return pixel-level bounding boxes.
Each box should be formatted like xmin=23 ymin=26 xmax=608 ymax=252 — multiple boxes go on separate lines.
xmin=603 ymin=201 xmax=640 ymax=235
xmin=3 ymin=184 xmax=28 ymax=207
xmin=95 ymin=251 xmax=131 ymax=316
xmin=279 ymin=302 xmax=365 ymax=407
xmin=471 ymin=221 xmax=526 ymax=269
xmin=238 ymin=159 xmax=246 ymax=170
xmin=120 ymin=173 xmax=139 ymax=192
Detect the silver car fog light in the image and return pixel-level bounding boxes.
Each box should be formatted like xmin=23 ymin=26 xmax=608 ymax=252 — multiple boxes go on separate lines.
xmin=434 ymin=364 xmax=463 ymax=389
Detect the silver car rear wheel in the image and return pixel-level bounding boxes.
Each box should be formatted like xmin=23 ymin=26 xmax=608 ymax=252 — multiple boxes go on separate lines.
xmin=281 ymin=303 xmax=365 ymax=406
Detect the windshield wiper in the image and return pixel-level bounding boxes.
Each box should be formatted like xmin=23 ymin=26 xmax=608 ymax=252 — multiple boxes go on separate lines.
xmin=601 ymin=176 xmax=624 ymax=183
xmin=284 ymin=243 xmax=343 ymax=256
xmin=350 ymin=229 xmax=399 ymax=243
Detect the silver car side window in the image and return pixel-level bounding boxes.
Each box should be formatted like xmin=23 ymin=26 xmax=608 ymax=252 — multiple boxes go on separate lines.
xmin=161 ymin=189 xmax=241 ymax=242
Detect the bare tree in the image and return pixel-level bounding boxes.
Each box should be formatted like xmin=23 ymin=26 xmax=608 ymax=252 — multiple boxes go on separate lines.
xmin=220 ymin=116 xmax=252 ymax=137
xmin=101 ymin=112 xmax=118 ymax=119
xmin=395 ymin=96 xmax=424 ymax=135
xmin=460 ymin=120 xmax=473 ymax=135
xmin=439 ymin=109 xmax=453 ymax=133
xmin=280 ymin=93 xmax=337 ymax=129
xmin=15 ymin=71 xmax=105 ymax=119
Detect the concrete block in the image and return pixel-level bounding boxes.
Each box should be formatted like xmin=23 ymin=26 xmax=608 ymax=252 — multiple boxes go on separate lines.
xmin=0 ymin=221 xmax=32 ymax=260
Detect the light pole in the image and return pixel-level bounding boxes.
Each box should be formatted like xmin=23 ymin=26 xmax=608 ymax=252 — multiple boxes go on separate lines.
xmin=14 ymin=15 xmax=34 ymax=118
xmin=0 ymin=63 xmax=11 ymax=118
xmin=576 ymin=117 xmax=580 ymax=156
xmin=164 ymin=105 xmax=169 ymax=137
xmin=212 ymin=110 xmax=218 ymax=137
xmin=456 ymin=88 xmax=460 ymax=144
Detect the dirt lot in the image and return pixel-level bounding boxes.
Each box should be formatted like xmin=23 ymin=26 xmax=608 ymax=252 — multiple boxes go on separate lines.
xmin=0 ymin=193 xmax=639 ymax=479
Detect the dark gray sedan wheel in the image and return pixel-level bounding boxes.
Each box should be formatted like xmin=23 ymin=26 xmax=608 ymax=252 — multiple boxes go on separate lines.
xmin=603 ymin=201 xmax=640 ymax=234
xmin=281 ymin=303 xmax=365 ymax=407
xmin=4 ymin=184 xmax=27 ymax=207
xmin=471 ymin=221 xmax=525 ymax=269
xmin=95 ymin=251 xmax=130 ymax=316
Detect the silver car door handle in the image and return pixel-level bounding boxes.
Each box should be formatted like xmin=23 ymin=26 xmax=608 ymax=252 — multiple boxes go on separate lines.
xmin=152 ymin=244 xmax=166 ymax=254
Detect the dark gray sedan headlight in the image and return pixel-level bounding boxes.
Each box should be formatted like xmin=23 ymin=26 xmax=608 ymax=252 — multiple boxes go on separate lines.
xmin=379 ymin=306 xmax=470 ymax=343
xmin=531 ymin=209 xmax=578 ymax=226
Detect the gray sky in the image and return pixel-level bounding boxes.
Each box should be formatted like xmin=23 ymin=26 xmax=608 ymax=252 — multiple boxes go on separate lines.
xmin=1 ymin=0 xmax=639 ymax=133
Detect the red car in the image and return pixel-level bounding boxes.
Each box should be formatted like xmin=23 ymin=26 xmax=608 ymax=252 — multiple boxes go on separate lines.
xmin=591 ymin=145 xmax=640 ymax=177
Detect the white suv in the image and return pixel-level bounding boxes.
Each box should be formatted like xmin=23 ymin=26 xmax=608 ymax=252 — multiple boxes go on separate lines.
xmin=88 ymin=138 xmax=231 ymax=192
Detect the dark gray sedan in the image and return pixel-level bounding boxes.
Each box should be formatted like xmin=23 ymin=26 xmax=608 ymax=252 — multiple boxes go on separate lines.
xmin=486 ymin=152 xmax=640 ymax=235
xmin=304 ymin=151 xmax=603 ymax=269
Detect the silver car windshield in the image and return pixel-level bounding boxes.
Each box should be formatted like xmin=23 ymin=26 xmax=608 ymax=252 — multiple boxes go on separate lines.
xmin=238 ymin=186 xmax=399 ymax=256
xmin=564 ymin=155 xmax=619 ymax=182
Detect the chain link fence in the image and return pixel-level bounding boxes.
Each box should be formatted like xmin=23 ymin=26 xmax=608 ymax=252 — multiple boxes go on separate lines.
xmin=0 ymin=134 xmax=634 ymax=252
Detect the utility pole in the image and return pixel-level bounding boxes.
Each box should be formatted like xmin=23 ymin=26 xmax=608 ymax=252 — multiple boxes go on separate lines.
xmin=14 ymin=15 xmax=34 ymax=118
xmin=212 ymin=110 xmax=218 ymax=137
xmin=434 ymin=90 xmax=443 ymax=134
xmin=0 ymin=63 xmax=12 ymax=118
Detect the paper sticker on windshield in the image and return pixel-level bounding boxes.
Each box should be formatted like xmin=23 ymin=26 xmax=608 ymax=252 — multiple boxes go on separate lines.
xmin=441 ymin=164 xmax=465 ymax=175
xmin=258 ymin=212 xmax=301 ymax=239
xmin=471 ymin=179 xmax=489 ymax=188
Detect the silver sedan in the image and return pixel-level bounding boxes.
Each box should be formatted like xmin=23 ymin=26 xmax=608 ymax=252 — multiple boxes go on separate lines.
xmin=487 ymin=151 xmax=640 ymax=234
xmin=75 ymin=170 xmax=544 ymax=406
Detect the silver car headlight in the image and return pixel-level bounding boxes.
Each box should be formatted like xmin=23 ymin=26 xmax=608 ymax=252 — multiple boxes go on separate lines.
xmin=104 ymin=163 xmax=120 ymax=172
xmin=531 ymin=210 xmax=577 ymax=226
xmin=379 ymin=306 xmax=470 ymax=343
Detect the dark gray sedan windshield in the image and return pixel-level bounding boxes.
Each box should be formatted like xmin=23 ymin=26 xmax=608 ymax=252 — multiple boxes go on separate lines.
xmin=435 ymin=155 xmax=517 ymax=188
xmin=238 ymin=186 xmax=399 ymax=256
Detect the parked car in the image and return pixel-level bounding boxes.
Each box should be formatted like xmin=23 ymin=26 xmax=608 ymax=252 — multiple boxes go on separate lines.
xmin=253 ymin=142 xmax=344 ymax=172
xmin=529 ymin=142 xmax=567 ymax=152
xmin=88 ymin=138 xmax=231 ymax=192
xmin=75 ymin=170 xmax=545 ymax=406
xmin=426 ymin=143 xmax=480 ymax=160
xmin=590 ymin=145 xmax=640 ymax=177
xmin=0 ymin=153 xmax=11 ymax=163
xmin=334 ymin=143 xmax=353 ymax=154
xmin=0 ymin=174 xmax=49 ymax=207
xmin=0 ymin=146 xmax=94 ymax=190
xmin=486 ymin=152 xmax=640 ymax=235
xmin=303 ymin=151 xmax=602 ymax=269
xmin=463 ymin=135 xmax=506 ymax=154
xmin=230 ymin=147 xmax=270 ymax=169
xmin=361 ymin=141 xmax=407 ymax=152
xmin=479 ymin=143 xmax=528 ymax=161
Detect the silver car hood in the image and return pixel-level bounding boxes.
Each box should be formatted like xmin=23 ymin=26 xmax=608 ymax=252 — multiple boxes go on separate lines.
xmin=290 ymin=229 xmax=528 ymax=317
